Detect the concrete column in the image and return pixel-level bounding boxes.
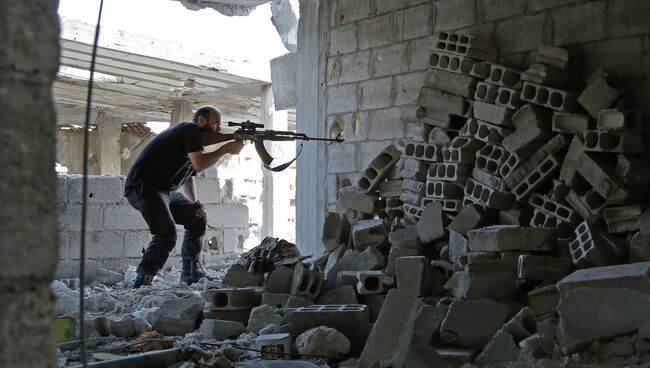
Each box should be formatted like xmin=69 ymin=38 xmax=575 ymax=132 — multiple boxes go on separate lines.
xmin=170 ymin=98 xmax=193 ymax=124
xmin=0 ymin=0 xmax=59 ymax=367
xmin=97 ymin=110 xmax=122 ymax=174
xmin=261 ymin=85 xmax=274 ymax=239
xmin=295 ymin=0 xmax=327 ymax=256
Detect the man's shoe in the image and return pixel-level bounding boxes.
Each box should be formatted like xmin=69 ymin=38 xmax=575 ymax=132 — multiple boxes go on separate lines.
xmin=132 ymin=273 xmax=154 ymax=289
xmin=180 ymin=255 xmax=205 ymax=285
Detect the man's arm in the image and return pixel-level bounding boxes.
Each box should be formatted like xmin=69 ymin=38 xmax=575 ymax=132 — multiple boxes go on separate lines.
xmin=187 ymin=140 xmax=245 ymax=172
xmin=183 ymin=176 xmax=197 ymax=202
xmin=202 ymin=132 xmax=235 ymax=147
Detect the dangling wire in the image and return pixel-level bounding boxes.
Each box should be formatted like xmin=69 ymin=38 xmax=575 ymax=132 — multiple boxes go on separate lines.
xmin=79 ymin=1 xmax=105 ymax=366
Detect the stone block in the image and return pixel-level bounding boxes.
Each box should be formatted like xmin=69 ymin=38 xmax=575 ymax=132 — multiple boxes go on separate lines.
xmin=325 ymin=247 xmax=385 ymax=288
xmin=521 ymin=82 xmax=578 ymax=112
xmin=434 ymin=0 xmax=477 ymax=31
xmin=478 ymin=0 xmax=525 ymax=22
xmin=358 ymin=13 xmax=393 ymax=50
xmin=261 ymin=292 xmax=291 ymax=309
xmin=448 ymin=254 xmax=519 ymax=300
xmin=552 ymin=112 xmax=589 ymax=135
xmin=327 ymin=84 xmax=357 ymax=114
xmin=68 ymin=231 xmax=124 ymax=260
xmin=152 ymin=295 xmax=203 ymax=336
xmin=552 ymin=1 xmax=605 ymax=45
xmin=577 ymin=70 xmax=619 ymax=118
xmin=473 ymin=101 xmax=513 ymax=127
xmin=330 ymin=24 xmax=357 ymax=55
xmin=440 ymin=299 xmax=510 ymax=349
xmin=424 ymin=69 xmax=477 ymax=98
xmin=200 ymin=319 xmax=245 ymax=340
xmin=417 ymin=202 xmax=446 ymax=243
xmin=536 ymin=44 xmax=576 ymax=70
xmin=388 ymin=226 xmax=421 ymax=249
xmin=351 ymin=219 xmax=386 ymax=251
xmin=402 ymin=3 xmax=432 ymax=40
xmin=468 ymin=225 xmax=556 ymax=252
xmin=247 ymin=304 xmax=283 ymax=334
xmin=328 ymin=143 xmax=357 ymax=174
xmin=517 ymin=255 xmax=573 ymax=282
xmin=316 ymin=286 xmax=358 ymax=305
xmin=223 ymin=264 xmax=264 ymax=288
xmin=522 ymin=63 xmax=572 ymax=89
xmin=357 ymin=144 xmax=401 ymax=193
xmin=448 ymin=205 xmax=488 ymax=236
xmin=418 ymin=87 xmax=472 ymax=117
xmin=286 ymin=304 xmax=370 ymax=353
xmin=285 ymin=295 xmax=314 ymax=308
xmin=396 ymin=256 xmax=431 ymax=296
xmin=428 ymin=51 xmax=477 ymax=75
xmin=203 ymin=287 xmax=261 ymax=311
xmin=337 ymin=0 xmax=371 ymax=23
xmin=67 ymin=175 xmax=124 ymax=204
xmin=558 ymin=262 xmax=650 ymax=294
xmin=474 ymin=330 xmax=520 ymax=366
xmin=58 ymin=204 xmax=104 ymax=231
xmin=372 ymin=44 xmax=406 ymax=78
xmin=385 ymin=247 xmax=420 ymax=276
xmin=526 ymin=284 xmax=559 ymax=317
xmin=412 ymin=303 xmax=449 ymax=347
xmin=338 ymin=186 xmax=378 ymax=215
xmin=359 ymin=289 xmax=420 ymax=367
xmin=322 ymin=212 xmax=350 ymax=252
xmin=360 ymin=77 xmax=392 ymax=110
xmin=496 ymin=14 xmax=547 ymax=55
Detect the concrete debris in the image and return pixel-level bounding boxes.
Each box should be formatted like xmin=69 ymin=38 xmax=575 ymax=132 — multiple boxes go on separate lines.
xmin=295 ymin=326 xmax=351 ymax=357
xmin=440 ymin=299 xmax=510 ymax=349
xmin=247 ymin=304 xmax=283 ymax=334
xmin=152 ymin=295 xmax=203 ymax=336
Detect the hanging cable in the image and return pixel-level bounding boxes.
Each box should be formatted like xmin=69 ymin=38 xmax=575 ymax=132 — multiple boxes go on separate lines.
xmin=79 ymin=1 xmax=105 ymax=367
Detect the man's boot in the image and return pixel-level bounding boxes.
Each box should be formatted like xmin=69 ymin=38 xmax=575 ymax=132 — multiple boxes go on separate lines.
xmin=180 ymin=254 xmax=205 ymax=285
xmin=133 ymin=268 xmax=154 ymax=289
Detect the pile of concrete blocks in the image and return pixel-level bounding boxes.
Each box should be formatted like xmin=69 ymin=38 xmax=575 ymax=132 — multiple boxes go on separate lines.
xmin=310 ymin=34 xmax=650 ymax=367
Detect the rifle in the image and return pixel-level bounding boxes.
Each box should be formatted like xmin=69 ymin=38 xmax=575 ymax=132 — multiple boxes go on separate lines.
xmin=228 ymin=120 xmax=344 ymax=172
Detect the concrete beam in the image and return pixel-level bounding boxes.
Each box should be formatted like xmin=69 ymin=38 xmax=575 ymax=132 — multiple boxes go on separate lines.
xmin=97 ymin=110 xmax=122 ymax=174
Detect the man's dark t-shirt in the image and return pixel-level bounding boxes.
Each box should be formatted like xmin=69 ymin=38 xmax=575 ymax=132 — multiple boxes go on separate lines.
xmin=125 ymin=122 xmax=203 ymax=195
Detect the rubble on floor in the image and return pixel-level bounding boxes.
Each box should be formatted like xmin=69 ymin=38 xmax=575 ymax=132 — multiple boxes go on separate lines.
xmin=54 ymin=34 xmax=650 ymax=368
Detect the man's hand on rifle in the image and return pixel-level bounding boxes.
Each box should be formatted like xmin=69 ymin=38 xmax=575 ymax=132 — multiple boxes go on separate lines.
xmin=221 ymin=140 xmax=245 ymax=155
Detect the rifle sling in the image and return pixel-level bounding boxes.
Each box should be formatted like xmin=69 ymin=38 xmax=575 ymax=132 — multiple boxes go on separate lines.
xmin=260 ymin=142 xmax=304 ymax=172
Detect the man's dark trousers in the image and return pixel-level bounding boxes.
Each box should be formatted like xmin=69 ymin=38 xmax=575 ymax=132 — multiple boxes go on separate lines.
xmin=126 ymin=190 xmax=206 ymax=275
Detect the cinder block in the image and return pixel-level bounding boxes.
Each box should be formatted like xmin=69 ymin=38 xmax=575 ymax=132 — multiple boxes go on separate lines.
xmin=403 ymin=142 xmax=443 ymax=162
xmin=440 ymin=198 xmax=463 ymax=213
xmin=399 ymin=190 xmax=421 ymax=206
xmin=290 ymin=265 xmax=323 ymax=300
xmin=603 ymin=205 xmax=642 ymax=233
xmin=401 ymin=178 xmax=425 ymax=195
xmin=511 ymin=154 xmax=563 ymax=201
xmin=203 ymin=287 xmax=262 ymax=311
xmin=475 ymin=144 xmax=510 ymax=175
xmin=440 ymin=299 xmax=510 ymax=349
xmin=385 ymin=247 xmax=420 ymax=276
xmin=526 ymin=284 xmax=560 ymax=317
xmin=384 ymin=197 xmax=404 ymax=219
xmin=418 ymin=87 xmax=472 ymax=117
xmin=202 ymin=309 xmax=251 ymax=325
xmin=428 ymin=162 xmax=473 ymax=182
xmin=351 ymin=219 xmax=386 ymax=251
xmin=448 ymin=204 xmax=488 ymax=236
xmin=377 ymin=179 xmax=402 ymax=198
xmin=630 ymin=233 xmax=650 ymax=262
xmin=616 ymin=154 xmax=650 ymax=187
xmin=597 ymin=109 xmax=643 ymax=131
xmin=495 ymin=86 xmax=523 ymax=109
xmin=264 ymin=266 xmax=294 ymax=293
xmin=411 ymin=303 xmax=449 ymax=347
xmin=559 ymin=135 xmax=585 ymax=185
xmin=448 ymin=230 xmax=469 ymax=265
xmin=224 ymin=264 xmax=264 ymax=288
xmin=359 ymin=289 xmax=420 ymax=367
xmin=568 ymin=221 xmax=627 ymax=268
xmin=474 ymin=81 xmax=499 ymax=103
xmin=415 ymin=106 xmax=467 ymax=129
xmin=433 ymin=32 xmax=497 ymax=61
xmin=417 ymin=202 xmax=446 ymax=243
xmin=358 ymin=13 xmax=393 ymax=50
xmin=583 ymin=130 xmax=645 ymax=154
xmin=400 ymin=158 xmax=430 ymax=182
xmin=565 ymin=188 xmax=605 ymax=224
xmin=322 ymin=212 xmax=351 ymax=252
xmin=502 ymin=105 xmax=552 ymax=156
xmin=396 ymin=256 xmax=431 ymax=296
xmin=470 ymin=61 xmax=492 ymax=79
xmin=503 ymin=133 xmax=570 ymax=188
xmin=424 ymin=68 xmax=478 ymax=98
xmin=67 ymin=175 xmax=124 ymax=204
xmin=471 ymin=167 xmax=507 ymax=191
xmin=448 ymin=253 xmax=519 ymax=300
xmin=536 ymin=45 xmax=576 ymax=70
xmin=473 ymin=101 xmax=514 ymax=127
xmin=205 ymin=204 xmax=248 ymax=228
xmin=388 ymin=226 xmax=421 ymax=249
xmin=517 ymin=255 xmax=573 ymax=281
xmin=358 ymin=145 xmax=402 ymax=193
xmin=338 ymin=186 xmax=378 ymax=215
xmin=577 ymin=69 xmax=620 ymax=118
xmin=58 ymin=204 xmax=104 ymax=231
xmin=499 ymin=209 xmax=532 ymax=226
xmin=327 ymin=84 xmax=357 ymax=114
xmin=522 ymin=63 xmax=572 ymax=89
xmin=195 ymin=177 xmax=221 ymax=204
xmin=463 ymin=178 xmax=515 ymax=210
xmin=68 ymin=231 xmax=124 ymax=260
xmin=520 ymin=81 xmax=578 ymax=112
xmin=552 ymin=112 xmax=589 ymax=135
xmin=467 ymin=225 xmax=557 ymax=252
xmin=200 ymin=319 xmax=245 ymax=340
xmin=442 ymin=136 xmax=484 ymax=164
xmin=330 ymin=24 xmax=357 ymax=55
xmin=528 ymin=193 xmax=581 ymax=225
xmin=325 ymin=247 xmax=385 ymax=288
xmin=286 ymin=304 xmax=370 ymax=353
xmin=460 ymin=118 xmax=513 ymax=145
xmin=487 ymin=64 xmax=522 ymax=89
xmin=261 ymin=292 xmax=291 ymax=309
xmin=356 ymin=270 xmax=391 ymax=294
xmin=403 ymin=203 xmax=424 ymax=221
xmin=316 ymin=286 xmax=358 ymax=305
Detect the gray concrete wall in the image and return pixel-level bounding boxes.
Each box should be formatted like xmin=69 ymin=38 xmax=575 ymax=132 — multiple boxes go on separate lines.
xmin=321 ymin=0 xmax=650 ymax=209
xmin=56 ymin=169 xmax=250 ymax=279
xmin=0 ymin=0 xmax=60 ymax=366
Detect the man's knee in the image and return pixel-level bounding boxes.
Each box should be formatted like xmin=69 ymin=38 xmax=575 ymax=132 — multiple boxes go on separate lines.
xmin=187 ymin=218 xmax=206 ymax=238
xmin=154 ymin=226 xmax=178 ymax=250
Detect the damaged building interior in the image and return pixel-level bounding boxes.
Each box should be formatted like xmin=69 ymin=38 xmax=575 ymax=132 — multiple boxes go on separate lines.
xmin=2 ymin=0 xmax=650 ymax=367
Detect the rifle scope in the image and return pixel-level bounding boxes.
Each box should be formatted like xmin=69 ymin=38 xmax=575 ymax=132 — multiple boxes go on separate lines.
xmin=227 ymin=120 xmax=264 ymax=129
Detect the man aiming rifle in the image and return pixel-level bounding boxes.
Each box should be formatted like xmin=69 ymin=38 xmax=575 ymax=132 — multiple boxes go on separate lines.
xmin=124 ymin=105 xmax=243 ymax=288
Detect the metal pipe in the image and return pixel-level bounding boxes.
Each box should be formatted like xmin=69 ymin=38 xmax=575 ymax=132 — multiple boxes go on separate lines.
xmin=69 ymin=347 xmax=183 ymax=368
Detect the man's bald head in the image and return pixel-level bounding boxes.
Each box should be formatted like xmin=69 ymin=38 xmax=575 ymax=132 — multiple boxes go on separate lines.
xmin=193 ymin=105 xmax=221 ymax=123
